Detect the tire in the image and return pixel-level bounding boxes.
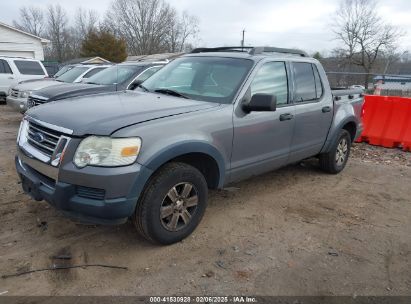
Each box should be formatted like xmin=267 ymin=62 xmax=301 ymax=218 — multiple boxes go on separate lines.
xmin=319 ymin=129 xmax=351 ymax=174
xmin=133 ymin=162 xmax=208 ymax=245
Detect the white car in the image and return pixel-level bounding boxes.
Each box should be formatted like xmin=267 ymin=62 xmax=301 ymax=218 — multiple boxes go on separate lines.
xmin=6 ymin=64 xmax=110 ymax=113
xmin=349 ymin=85 xmax=366 ymax=91
xmin=0 ymin=56 xmax=48 ymax=102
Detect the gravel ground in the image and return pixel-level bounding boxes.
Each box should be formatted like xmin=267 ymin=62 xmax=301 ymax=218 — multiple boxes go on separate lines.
xmin=352 ymin=143 xmax=411 ymax=167
xmin=0 ymin=105 xmax=410 ymax=296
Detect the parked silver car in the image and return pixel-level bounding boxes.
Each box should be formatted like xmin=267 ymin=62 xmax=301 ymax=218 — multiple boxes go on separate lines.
xmin=6 ymin=64 xmax=110 ymax=113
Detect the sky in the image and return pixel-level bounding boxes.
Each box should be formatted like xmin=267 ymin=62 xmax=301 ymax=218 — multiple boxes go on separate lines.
xmin=1 ymin=0 xmax=410 ymax=55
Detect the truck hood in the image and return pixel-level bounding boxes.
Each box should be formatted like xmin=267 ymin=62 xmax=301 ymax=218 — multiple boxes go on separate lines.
xmin=15 ymin=79 xmax=61 ymax=92
xmin=26 ymin=91 xmax=220 ymax=136
xmin=34 ymin=83 xmax=114 ymax=101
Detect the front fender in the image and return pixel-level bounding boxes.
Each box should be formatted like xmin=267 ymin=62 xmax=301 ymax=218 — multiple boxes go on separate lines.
xmin=141 ymin=141 xmax=226 ymax=188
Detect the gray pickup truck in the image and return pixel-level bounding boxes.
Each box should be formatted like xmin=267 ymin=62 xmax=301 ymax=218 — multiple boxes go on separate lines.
xmin=15 ymin=47 xmax=363 ymax=244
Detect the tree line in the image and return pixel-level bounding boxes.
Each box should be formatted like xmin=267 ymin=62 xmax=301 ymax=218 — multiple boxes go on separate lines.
xmin=331 ymin=0 xmax=405 ymax=88
xmin=13 ymin=0 xmax=199 ymax=63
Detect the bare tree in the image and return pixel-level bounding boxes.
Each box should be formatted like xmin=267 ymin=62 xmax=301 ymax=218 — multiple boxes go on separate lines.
xmin=13 ymin=6 xmax=45 ymax=37
xmin=332 ymin=0 xmax=404 ymax=88
xmin=70 ymin=8 xmax=100 ymax=58
xmin=75 ymin=8 xmax=99 ymax=37
xmin=46 ymin=4 xmax=72 ymax=62
xmin=166 ymin=10 xmax=199 ymax=53
xmin=105 ymin=0 xmax=199 ymax=55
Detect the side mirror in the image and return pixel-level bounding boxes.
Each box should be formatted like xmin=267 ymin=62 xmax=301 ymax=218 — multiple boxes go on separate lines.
xmin=242 ymin=94 xmax=277 ymax=112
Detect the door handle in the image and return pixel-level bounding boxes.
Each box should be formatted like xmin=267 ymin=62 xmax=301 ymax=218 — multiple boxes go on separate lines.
xmin=279 ymin=113 xmax=294 ymax=121
xmin=322 ymin=106 xmax=332 ymax=113
xmin=8 ymin=76 xmax=14 ymax=80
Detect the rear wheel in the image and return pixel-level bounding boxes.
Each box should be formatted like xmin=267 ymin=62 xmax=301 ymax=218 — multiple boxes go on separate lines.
xmin=319 ymin=129 xmax=351 ymax=174
xmin=133 ymin=162 xmax=208 ymax=245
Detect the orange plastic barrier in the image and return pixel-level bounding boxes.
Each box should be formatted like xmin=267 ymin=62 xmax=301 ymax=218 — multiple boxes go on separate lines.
xmin=356 ymin=95 xmax=411 ymax=151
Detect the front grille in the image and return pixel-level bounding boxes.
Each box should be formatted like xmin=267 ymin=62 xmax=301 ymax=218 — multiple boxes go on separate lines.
xmin=11 ymin=89 xmax=19 ymax=98
xmin=76 ymin=186 xmax=106 ymax=200
xmin=27 ymin=121 xmax=63 ymax=157
xmin=27 ymin=96 xmax=48 ymax=108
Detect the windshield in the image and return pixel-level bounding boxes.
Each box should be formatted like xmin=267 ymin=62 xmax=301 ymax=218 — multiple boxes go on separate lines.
xmin=54 ymin=65 xmax=73 ymax=78
xmin=56 ymin=66 xmax=89 ymax=83
xmin=86 ymin=65 xmax=144 ymax=85
xmin=142 ymin=57 xmax=253 ymax=104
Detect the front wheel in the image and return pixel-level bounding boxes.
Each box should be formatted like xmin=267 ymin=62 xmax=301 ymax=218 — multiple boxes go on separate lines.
xmin=133 ymin=162 xmax=208 ymax=245
xmin=319 ymin=129 xmax=351 ymax=174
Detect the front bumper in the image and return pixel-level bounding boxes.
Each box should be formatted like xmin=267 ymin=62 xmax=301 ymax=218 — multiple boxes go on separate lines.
xmin=16 ymin=148 xmax=153 ymax=225
xmin=7 ymin=96 xmax=27 ymax=113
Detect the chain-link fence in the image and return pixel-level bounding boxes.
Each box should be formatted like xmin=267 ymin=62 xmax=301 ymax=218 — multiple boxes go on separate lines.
xmin=326 ymin=72 xmax=411 ymax=97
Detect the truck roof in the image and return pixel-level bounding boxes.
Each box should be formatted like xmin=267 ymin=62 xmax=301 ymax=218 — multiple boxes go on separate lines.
xmin=186 ymin=46 xmax=318 ymax=63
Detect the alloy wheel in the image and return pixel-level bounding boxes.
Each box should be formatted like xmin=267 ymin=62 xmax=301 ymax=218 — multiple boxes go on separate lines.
xmin=335 ymin=137 xmax=348 ymax=166
xmin=160 ymin=182 xmax=199 ymax=231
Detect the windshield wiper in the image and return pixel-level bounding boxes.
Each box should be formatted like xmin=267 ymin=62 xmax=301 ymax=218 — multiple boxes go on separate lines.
xmin=154 ymin=88 xmax=189 ymax=99
xmin=85 ymin=82 xmax=99 ymax=85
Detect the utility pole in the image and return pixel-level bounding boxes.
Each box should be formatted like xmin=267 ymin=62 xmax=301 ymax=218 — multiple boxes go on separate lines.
xmin=241 ymin=29 xmax=246 ymax=49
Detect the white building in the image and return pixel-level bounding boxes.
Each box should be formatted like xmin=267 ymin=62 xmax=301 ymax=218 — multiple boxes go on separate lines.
xmin=0 ymin=22 xmax=49 ymax=60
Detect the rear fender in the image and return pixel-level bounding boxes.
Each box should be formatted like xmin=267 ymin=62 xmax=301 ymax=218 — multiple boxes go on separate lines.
xmin=321 ymin=116 xmax=359 ymax=153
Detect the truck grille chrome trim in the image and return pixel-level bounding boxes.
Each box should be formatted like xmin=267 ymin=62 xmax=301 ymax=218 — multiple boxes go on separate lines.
xmin=27 ymin=95 xmax=48 ymax=108
xmin=27 ymin=117 xmax=74 ymax=135
xmin=18 ymin=117 xmax=73 ymax=167
xmin=27 ymin=121 xmax=62 ymax=157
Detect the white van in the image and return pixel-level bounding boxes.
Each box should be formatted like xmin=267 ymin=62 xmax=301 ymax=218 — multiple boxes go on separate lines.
xmin=0 ymin=56 xmax=48 ymax=101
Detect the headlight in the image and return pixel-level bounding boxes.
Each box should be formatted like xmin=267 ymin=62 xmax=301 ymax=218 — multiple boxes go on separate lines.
xmin=21 ymin=91 xmax=32 ymax=98
xmin=73 ymin=136 xmax=141 ymax=168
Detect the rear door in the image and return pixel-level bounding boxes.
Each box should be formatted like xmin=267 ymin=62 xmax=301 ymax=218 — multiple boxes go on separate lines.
xmin=230 ymin=60 xmax=296 ymax=182
xmin=0 ymin=59 xmax=15 ymax=95
xmin=288 ymin=62 xmax=333 ymax=162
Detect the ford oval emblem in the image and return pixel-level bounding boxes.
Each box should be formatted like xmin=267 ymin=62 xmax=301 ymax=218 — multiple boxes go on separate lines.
xmin=33 ymin=132 xmax=45 ymax=143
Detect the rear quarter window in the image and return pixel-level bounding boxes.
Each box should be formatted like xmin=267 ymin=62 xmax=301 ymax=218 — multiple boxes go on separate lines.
xmin=14 ymin=60 xmax=45 ymax=75
xmin=293 ymin=62 xmax=317 ymax=102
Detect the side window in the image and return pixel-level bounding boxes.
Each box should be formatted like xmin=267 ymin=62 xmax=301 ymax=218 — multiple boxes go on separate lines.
xmin=0 ymin=59 xmax=12 ymax=74
xmin=313 ymin=65 xmax=323 ymax=98
xmin=249 ymin=62 xmax=288 ymax=105
xmin=135 ymin=66 xmax=162 ymax=82
xmin=82 ymin=67 xmax=106 ymax=79
xmin=293 ymin=62 xmax=317 ymax=102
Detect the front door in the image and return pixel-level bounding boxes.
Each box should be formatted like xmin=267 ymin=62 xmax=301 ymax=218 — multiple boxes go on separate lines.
xmin=230 ymin=61 xmax=295 ymax=182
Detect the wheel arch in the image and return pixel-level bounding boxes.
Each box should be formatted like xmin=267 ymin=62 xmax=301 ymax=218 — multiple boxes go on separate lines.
xmin=143 ymin=141 xmax=226 ymax=189
xmin=321 ymin=117 xmax=359 ymax=153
